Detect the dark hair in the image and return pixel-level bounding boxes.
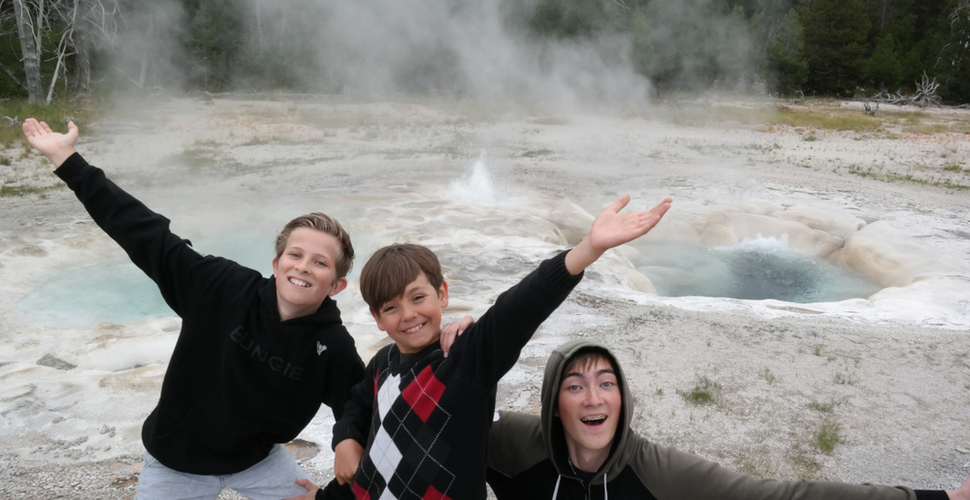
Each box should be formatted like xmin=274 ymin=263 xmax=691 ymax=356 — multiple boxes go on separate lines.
xmin=559 ymin=346 xmax=620 ymax=380
xmin=275 ymin=213 xmax=354 ymax=280
xmin=360 ymin=243 xmax=444 ymax=314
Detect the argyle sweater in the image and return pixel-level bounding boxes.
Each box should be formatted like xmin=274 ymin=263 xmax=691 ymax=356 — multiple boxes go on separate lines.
xmin=330 ymin=251 xmax=582 ymax=500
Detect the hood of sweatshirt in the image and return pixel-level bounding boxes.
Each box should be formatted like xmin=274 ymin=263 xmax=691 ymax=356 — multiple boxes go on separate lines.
xmin=539 ymin=338 xmax=634 ymax=484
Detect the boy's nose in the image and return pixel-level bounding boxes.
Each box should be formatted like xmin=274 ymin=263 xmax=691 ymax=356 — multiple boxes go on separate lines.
xmin=401 ymin=304 xmax=417 ymax=319
xmin=585 ymin=389 xmax=603 ymax=406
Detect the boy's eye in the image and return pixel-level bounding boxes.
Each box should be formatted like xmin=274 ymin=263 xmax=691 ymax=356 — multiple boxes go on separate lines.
xmin=382 ymin=305 xmax=396 ymax=314
xmin=315 ymin=260 xmax=326 ymax=267
xmin=602 ymin=381 xmax=615 ymax=388
xmin=412 ymin=294 xmax=425 ymax=302
xmin=566 ymin=385 xmax=582 ymax=392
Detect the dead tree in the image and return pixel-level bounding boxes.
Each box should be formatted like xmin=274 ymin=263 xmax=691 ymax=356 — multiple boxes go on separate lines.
xmin=871 ymin=72 xmax=943 ymax=108
xmin=864 ymin=101 xmax=879 ymax=115
xmin=912 ymin=72 xmax=943 ymax=108
xmin=12 ymin=0 xmax=45 ymax=103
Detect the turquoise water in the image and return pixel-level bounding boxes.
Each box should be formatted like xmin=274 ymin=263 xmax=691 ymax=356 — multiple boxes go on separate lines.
xmin=631 ymin=238 xmax=883 ymax=303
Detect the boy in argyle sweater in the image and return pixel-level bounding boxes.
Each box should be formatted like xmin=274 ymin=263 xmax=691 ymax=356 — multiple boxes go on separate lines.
xmin=294 ymin=195 xmax=671 ymax=500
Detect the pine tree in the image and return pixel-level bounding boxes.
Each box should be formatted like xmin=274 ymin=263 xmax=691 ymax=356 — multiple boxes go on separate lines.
xmin=764 ymin=8 xmax=808 ymax=95
xmin=802 ymin=0 xmax=870 ymax=95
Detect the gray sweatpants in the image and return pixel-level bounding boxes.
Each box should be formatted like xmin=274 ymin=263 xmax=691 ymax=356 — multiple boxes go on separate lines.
xmin=135 ymin=444 xmax=314 ymax=500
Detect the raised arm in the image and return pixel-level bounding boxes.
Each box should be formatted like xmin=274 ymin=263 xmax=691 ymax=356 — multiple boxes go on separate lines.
xmin=22 ymin=118 xmax=78 ymax=167
xmin=564 ymin=195 xmax=672 ymax=275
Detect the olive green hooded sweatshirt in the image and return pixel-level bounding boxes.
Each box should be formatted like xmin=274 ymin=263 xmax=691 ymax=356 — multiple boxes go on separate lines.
xmin=487 ymin=339 xmax=944 ymax=500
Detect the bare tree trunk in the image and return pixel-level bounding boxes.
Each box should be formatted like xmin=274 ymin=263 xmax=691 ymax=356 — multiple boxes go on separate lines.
xmin=138 ymin=14 xmax=154 ymax=88
xmin=46 ymin=30 xmax=72 ymax=104
xmin=13 ymin=0 xmax=45 ymax=104
xmin=72 ymin=0 xmax=93 ymax=98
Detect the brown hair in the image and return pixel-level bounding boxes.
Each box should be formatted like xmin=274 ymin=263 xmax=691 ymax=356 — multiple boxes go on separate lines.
xmin=275 ymin=213 xmax=355 ymax=280
xmin=360 ymin=243 xmax=444 ymax=314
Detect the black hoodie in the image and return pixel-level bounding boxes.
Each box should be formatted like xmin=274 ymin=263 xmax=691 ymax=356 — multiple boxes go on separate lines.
xmin=56 ymin=154 xmax=365 ymax=475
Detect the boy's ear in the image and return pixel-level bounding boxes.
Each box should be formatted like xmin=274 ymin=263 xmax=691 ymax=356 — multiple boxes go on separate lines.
xmin=437 ymin=281 xmax=449 ymax=308
xmin=329 ymin=277 xmax=348 ymax=296
xmin=271 ymin=257 xmax=278 ymax=274
xmin=370 ymin=309 xmax=387 ymax=332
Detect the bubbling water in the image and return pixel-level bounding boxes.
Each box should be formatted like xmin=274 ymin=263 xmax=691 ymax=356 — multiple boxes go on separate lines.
xmin=631 ymin=236 xmax=883 ymax=303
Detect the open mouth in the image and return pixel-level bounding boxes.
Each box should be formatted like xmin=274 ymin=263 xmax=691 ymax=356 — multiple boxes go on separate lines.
xmin=580 ymin=415 xmax=607 ymax=426
xmin=403 ymin=322 xmax=426 ymax=334
xmin=288 ymin=277 xmax=311 ymax=288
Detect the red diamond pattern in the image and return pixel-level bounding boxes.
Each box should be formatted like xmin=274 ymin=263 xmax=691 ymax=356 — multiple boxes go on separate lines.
xmin=422 ymin=485 xmax=451 ymax=500
xmin=352 ymin=481 xmax=370 ymax=500
xmin=401 ymin=365 xmax=445 ymax=422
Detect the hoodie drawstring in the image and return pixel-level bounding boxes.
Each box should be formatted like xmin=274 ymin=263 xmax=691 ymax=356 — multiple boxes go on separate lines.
xmin=551 ymin=472 xmax=608 ymax=500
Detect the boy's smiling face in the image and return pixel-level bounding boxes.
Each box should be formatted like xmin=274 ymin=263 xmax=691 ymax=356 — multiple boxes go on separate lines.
xmin=555 ymin=357 xmax=621 ymax=469
xmin=372 ymin=272 xmax=449 ymax=354
xmin=272 ymin=227 xmax=348 ymax=321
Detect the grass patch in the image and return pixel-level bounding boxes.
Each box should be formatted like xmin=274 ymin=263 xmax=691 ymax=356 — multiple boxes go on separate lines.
xmin=0 ymin=184 xmax=60 ymax=197
xmin=847 ymin=165 xmax=970 ymax=191
xmin=758 ymin=367 xmax=776 ymax=384
xmin=808 ymin=400 xmax=837 ymax=413
xmin=771 ymin=109 xmax=881 ymax=132
xmin=0 ymin=100 xmax=99 ymax=149
xmin=0 ymin=154 xmax=10 ymax=166
xmin=814 ymin=420 xmax=842 ymax=454
xmin=787 ymin=443 xmax=823 ymax=479
xmin=521 ymin=149 xmax=554 ymax=158
xmin=678 ymin=375 xmax=722 ymax=405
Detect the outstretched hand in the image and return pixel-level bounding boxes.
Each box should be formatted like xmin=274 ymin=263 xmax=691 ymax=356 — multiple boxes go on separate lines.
xmin=22 ymin=118 xmax=78 ymax=167
xmin=587 ymin=195 xmax=672 ymax=253
xmin=564 ymin=195 xmax=672 ymax=275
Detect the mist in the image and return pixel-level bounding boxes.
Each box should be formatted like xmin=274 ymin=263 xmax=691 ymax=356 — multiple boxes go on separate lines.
xmin=104 ymin=0 xmax=761 ymax=108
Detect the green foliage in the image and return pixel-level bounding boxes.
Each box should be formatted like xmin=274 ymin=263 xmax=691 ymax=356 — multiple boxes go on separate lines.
xmin=867 ymin=34 xmax=905 ymax=89
xmin=814 ymin=420 xmax=842 ymax=454
xmin=678 ymin=375 xmax=722 ymax=405
xmin=939 ymin=1 xmax=970 ymax=103
xmin=803 ymin=0 xmax=871 ymax=96
xmin=763 ymin=9 xmax=808 ymax=95
xmin=185 ymin=0 xmax=244 ymax=90
xmin=528 ymin=0 xmax=612 ymax=39
xmin=2 ymin=0 xmax=969 ymax=102
xmin=0 ymin=101 xmax=97 ymax=149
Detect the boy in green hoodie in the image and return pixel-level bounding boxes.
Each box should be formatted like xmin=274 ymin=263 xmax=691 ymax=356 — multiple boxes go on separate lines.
xmin=486 ymin=339 xmax=970 ymax=500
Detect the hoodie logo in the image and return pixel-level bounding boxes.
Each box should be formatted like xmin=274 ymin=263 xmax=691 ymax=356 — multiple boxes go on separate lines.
xmin=317 ymin=342 xmax=327 ymax=355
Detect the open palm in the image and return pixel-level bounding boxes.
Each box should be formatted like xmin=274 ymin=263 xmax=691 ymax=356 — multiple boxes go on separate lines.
xmin=587 ymin=195 xmax=672 ymax=252
xmin=22 ymin=118 xmax=78 ymax=166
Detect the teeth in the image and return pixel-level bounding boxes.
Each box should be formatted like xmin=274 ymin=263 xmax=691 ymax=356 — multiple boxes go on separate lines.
xmin=404 ymin=323 xmax=424 ymax=333
xmin=581 ymin=415 xmax=606 ymax=423
xmin=289 ymin=277 xmax=310 ymax=288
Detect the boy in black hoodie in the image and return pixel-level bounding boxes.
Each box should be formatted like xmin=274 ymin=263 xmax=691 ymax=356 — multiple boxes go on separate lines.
xmin=23 ymin=119 xmax=365 ymax=499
